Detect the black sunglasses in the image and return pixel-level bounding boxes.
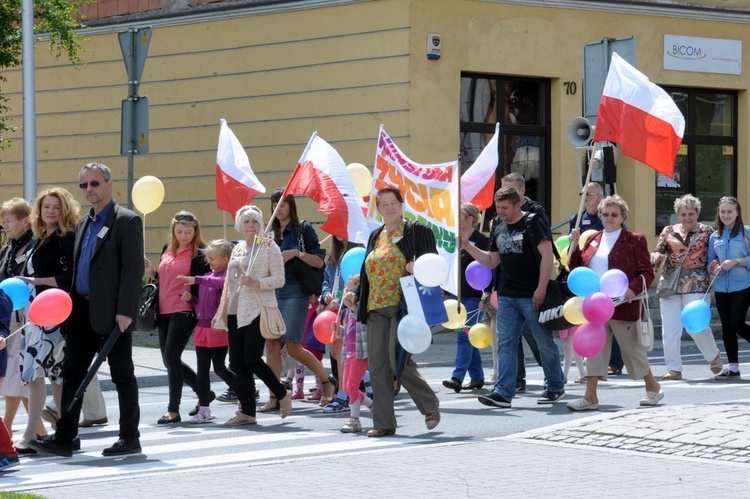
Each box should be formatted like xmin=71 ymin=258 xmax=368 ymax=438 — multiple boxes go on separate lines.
xmin=174 ymin=214 xmax=196 ymax=223
xmin=79 ymin=181 xmax=101 ymax=189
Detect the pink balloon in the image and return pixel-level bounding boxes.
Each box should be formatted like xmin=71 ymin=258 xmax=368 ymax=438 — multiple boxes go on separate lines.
xmin=572 ymin=322 xmax=607 ymax=357
xmin=313 ymin=310 xmax=338 ymax=344
xmin=28 ymin=289 xmax=72 ymax=327
xmin=581 ymin=292 xmax=615 ymax=325
xmin=490 ymin=291 xmax=498 ymax=309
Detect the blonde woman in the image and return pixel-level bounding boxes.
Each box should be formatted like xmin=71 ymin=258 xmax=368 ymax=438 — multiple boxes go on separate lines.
xmin=213 ymin=205 xmax=291 ymax=425
xmin=144 ymin=211 xmax=210 ymax=424
xmin=15 ymin=188 xmax=79 ymax=453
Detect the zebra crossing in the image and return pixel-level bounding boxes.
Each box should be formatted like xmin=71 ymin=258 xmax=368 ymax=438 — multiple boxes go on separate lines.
xmin=1 ymin=423 xmax=429 ymax=491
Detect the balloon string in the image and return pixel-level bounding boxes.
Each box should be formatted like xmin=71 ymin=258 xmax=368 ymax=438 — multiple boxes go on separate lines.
xmin=702 ymin=272 xmax=719 ymax=302
xmin=5 ymin=322 xmax=30 ymax=341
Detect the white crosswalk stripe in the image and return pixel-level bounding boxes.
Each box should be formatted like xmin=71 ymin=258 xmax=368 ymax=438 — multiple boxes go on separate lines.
xmin=0 ymin=425 xmax=429 ymax=491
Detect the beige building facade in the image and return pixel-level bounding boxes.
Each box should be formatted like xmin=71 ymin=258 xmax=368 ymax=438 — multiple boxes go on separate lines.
xmin=1 ymin=0 xmax=748 ymax=256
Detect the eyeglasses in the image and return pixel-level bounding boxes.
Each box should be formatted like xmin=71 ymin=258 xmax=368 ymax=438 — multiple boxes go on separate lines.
xmin=174 ymin=214 xmax=196 ymax=223
xmin=78 ymin=181 xmax=101 ymax=189
xmin=580 ymin=192 xmax=598 ymax=198
xmin=600 ymin=212 xmax=621 ymax=218
xmin=720 ymin=196 xmax=738 ymax=202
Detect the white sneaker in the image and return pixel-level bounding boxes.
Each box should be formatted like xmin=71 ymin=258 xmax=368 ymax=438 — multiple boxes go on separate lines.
xmin=639 ymin=390 xmax=665 ymax=407
xmin=340 ymin=418 xmax=362 ymax=433
xmin=190 ymin=407 xmax=215 ymax=424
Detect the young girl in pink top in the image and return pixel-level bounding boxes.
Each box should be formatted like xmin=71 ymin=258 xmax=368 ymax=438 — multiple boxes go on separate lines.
xmin=338 ymin=275 xmax=372 ymax=433
xmin=178 ymin=240 xmax=237 ymax=423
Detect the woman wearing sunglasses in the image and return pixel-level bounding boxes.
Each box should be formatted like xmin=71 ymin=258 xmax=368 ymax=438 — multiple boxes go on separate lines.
xmin=144 ymin=211 xmax=210 ymax=423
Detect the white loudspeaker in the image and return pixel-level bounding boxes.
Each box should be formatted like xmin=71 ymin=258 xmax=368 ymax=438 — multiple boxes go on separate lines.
xmin=566 ymin=117 xmax=594 ymax=147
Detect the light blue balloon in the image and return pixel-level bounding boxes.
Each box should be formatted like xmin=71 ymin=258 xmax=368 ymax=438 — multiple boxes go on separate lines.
xmin=681 ymin=299 xmax=711 ymax=333
xmin=0 ymin=277 xmax=31 ymax=311
xmin=340 ymin=247 xmax=366 ymax=282
xmin=567 ymin=267 xmax=601 ymax=297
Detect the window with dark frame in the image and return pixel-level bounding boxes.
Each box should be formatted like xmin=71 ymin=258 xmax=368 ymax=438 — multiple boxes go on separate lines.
xmin=459 ymin=74 xmax=551 ymax=231
xmin=655 ymin=88 xmax=738 ymax=234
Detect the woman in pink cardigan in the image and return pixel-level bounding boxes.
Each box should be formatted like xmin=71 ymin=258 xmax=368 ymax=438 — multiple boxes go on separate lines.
xmin=213 ymin=205 xmax=291 ymax=425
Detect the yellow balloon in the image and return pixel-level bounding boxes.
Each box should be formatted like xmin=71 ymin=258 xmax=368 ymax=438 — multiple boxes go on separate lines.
xmin=579 ymin=229 xmax=598 ymax=250
xmin=558 ymin=245 xmax=569 ymax=271
xmin=442 ymin=299 xmax=467 ymax=329
xmin=563 ymin=296 xmax=586 ymax=325
xmin=468 ymin=323 xmax=493 ymax=349
xmin=132 ymin=175 xmax=165 ymax=214
xmin=346 ymin=163 xmax=373 ymax=199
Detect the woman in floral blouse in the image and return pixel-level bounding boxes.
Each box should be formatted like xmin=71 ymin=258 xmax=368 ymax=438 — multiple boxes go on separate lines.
xmin=354 ymin=186 xmax=440 ymax=438
xmin=651 ymin=194 xmax=722 ymax=381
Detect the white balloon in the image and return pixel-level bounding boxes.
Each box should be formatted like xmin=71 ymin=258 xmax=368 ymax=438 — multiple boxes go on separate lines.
xmin=413 ymin=254 xmax=448 ymax=287
xmin=397 ymin=314 xmax=432 ymax=354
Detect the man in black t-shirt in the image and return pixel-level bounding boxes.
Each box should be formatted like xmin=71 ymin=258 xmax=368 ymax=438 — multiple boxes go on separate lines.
xmin=462 ymin=187 xmax=565 ymax=408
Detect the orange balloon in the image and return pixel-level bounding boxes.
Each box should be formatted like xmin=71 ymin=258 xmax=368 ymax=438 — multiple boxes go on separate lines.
xmin=313 ymin=310 xmax=338 ymax=344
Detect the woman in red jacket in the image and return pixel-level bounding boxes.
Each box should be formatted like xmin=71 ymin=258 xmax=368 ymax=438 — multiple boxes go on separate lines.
xmin=566 ymin=195 xmax=662 ymax=411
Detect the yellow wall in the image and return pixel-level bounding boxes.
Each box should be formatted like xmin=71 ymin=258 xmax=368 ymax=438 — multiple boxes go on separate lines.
xmin=1 ymin=0 xmax=748 ymax=257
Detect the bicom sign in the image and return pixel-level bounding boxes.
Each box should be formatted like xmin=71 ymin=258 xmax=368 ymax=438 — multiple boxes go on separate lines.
xmin=664 ymin=35 xmax=741 ymax=75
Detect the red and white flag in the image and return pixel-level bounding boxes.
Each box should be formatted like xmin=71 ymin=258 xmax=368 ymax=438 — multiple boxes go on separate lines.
xmin=284 ymin=133 xmax=370 ymax=244
xmin=215 ymin=119 xmax=265 ymax=216
xmin=461 ymin=123 xmax=499 ymax=210
xmin=593 ymin=52 xmax=685 ymax=178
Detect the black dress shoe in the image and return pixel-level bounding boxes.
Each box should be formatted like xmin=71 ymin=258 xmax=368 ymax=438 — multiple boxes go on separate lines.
xmin=16 ymin=446 xmax=37 ymax=456
xmin=73 ymin=437 xmax=81 ymax=451
xmin=157 ymin=413 xmax=181 ymax=424
xmin=29 ymin=435 xmax=74 ymax=457
xmin=463 ymin=380 xmax=485 ymax=390
xmin=102 ymin=438 xmax=141 ymax=456
xmin=442 ymin=377 xmax=462 ymax=393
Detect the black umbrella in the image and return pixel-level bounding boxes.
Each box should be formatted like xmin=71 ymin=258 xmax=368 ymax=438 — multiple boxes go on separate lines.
xmin=66 ymin=324 xmax=121 ymax=414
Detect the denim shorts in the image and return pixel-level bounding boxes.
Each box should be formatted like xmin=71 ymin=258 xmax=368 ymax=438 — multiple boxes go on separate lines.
xmin=276 ymin=281 xmax=310 ymax=343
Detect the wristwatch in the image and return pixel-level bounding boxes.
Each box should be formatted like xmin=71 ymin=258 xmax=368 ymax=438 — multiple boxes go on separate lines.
xmin=737 ymin=258 xmax=742 ymax=266
xmin=298 ymin=251 xmax=305 ymax=259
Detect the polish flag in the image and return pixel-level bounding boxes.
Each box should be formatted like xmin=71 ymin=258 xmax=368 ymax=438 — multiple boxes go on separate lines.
xmin=215 ymin=119 xmax=265 ymax=216
xmin=284 ymin=133 xmax=370 ymax=244
xmin=461 ymin=123 xmax=499 ymax=210
xmin=593 ymin=52 xmax=685 ymax=178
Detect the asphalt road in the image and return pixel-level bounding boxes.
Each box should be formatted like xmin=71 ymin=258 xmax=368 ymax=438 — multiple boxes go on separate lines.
xmin=3 ymin=342 xmax=749 ymax=495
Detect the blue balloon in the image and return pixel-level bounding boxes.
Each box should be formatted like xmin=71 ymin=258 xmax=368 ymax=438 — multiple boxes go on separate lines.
xmin=681 ymin=299 xmax=711 ymax=333
xmin=0 ymin=277 xmax=31 ymax=311
xmin=340 ymin=247 xmax=366 ymax=283
xmin=567 ymin=267 xmax=601 ymax=297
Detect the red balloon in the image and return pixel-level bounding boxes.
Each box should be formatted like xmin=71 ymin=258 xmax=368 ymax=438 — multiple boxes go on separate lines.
xmin=28 ymin=289 xmax=73 ymax=327
xmin=572 ymin=322 xmax=607 ymax=358
xmin=313 ymin=310 xmax=338 ymax=344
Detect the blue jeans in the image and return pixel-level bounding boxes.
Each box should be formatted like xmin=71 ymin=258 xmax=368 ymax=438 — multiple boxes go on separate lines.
xmin=451 ymin=297 xmax=485 ymax=382
xmin=494 ymin=296 xmax=565 ymax=399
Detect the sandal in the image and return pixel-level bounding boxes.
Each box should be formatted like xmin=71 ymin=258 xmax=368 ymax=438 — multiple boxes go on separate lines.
xmin=319 ymin=375 xmax=339 ymax=407
xmin=279 ymin=393 xmax=292 ymax=419
xmin=425 ymin=401 xmax=440 ymax=430
xmin=257 ymin=396 xmax=280 ymax=412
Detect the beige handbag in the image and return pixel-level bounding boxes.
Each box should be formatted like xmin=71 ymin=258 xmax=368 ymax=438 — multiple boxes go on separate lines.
xmin=253 ymin=290 xmax=285 ymax=339
xmin=259 ymin=305 xmax=286 ymax=339
xmin=639 ymin=275 xmax=654 ymax=352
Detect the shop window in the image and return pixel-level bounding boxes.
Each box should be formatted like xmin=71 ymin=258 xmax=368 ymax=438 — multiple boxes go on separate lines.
xmin=460 ymin=75 xmax=550 ymax=229
xmin=655 ymin=89 xmax=737 ymax=233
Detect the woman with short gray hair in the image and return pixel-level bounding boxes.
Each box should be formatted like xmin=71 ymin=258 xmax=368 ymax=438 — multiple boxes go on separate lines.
xmin=651 ymin=194 xmax=722 ymax=380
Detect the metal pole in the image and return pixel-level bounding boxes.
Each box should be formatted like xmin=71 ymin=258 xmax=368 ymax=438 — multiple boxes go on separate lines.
xmin=21 ymin=0 xmax=37 ymax=202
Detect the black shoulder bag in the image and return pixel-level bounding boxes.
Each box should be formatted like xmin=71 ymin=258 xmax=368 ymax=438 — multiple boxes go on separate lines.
xmin=292 ymin=221 xmax=325 ymax=297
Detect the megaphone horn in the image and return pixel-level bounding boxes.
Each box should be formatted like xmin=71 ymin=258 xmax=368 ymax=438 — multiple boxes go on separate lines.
xmin=566 ymin=117 xmax=594 ymax=147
